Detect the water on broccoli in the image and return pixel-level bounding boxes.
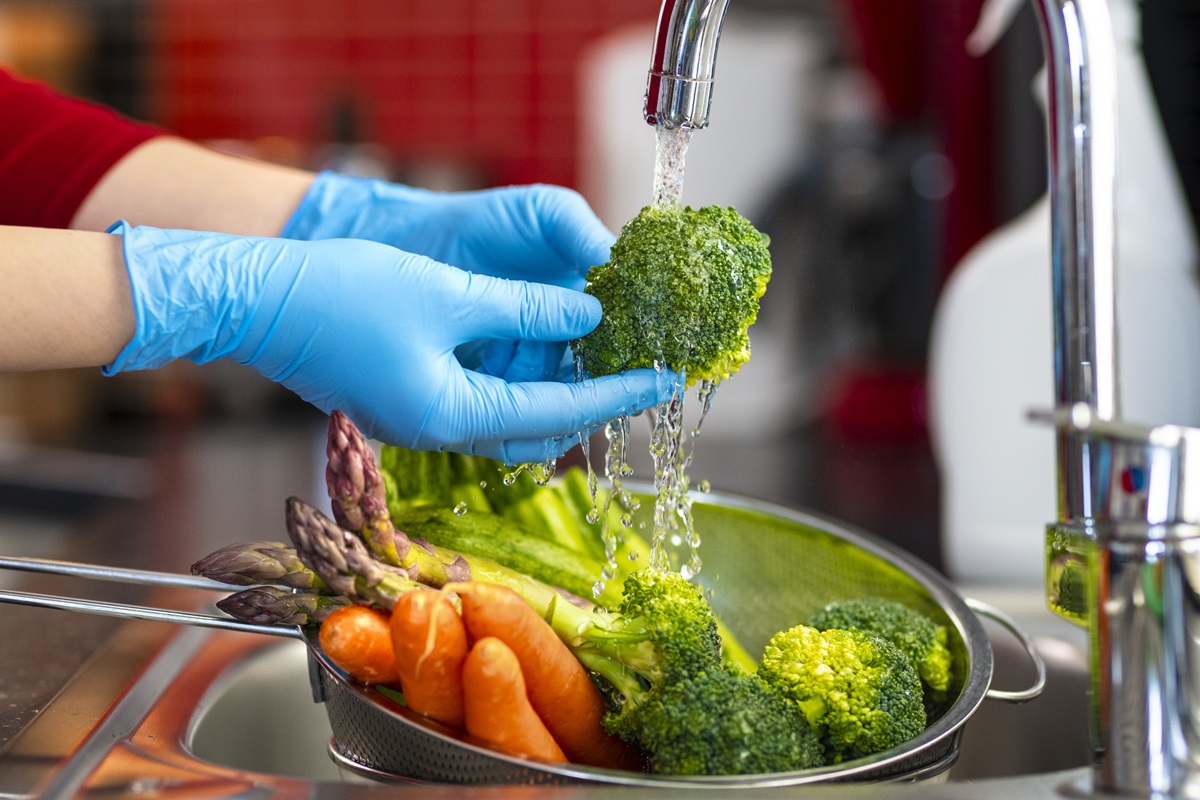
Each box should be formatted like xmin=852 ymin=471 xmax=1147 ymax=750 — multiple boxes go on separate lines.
xmin=571 ymin=201 xmax=772 ymax=582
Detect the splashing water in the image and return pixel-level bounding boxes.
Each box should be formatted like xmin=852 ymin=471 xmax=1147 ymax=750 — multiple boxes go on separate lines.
xmin=578 ymin=121 xmax=723 ymax=593
xmin=504 ymin=459 xmax=557 ymax=487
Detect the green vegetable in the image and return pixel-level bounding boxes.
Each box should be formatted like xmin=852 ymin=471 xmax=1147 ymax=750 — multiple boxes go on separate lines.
xmin=806 ymin=597 xmax=953 ymax=695
xmin=758 ymin=625 xmax=926 ymax=764
xmin=377 ymin=441 xmax=758 ymax=675
xmin=624 ymin=667 xmax=824 ymax=775
xmin=280 ymin=412 xmax=939 ymax=775
xmin=390 ymin=505 xmax=627 ymax=610
xmin=572 ymin=204 xmax=772 ymax=387
xmin=291 ymin=490 xmax=781 ymax=775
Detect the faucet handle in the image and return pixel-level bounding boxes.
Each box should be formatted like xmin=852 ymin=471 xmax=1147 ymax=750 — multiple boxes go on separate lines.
xmin=1030 ymin=403 xmax=1200 ymax=527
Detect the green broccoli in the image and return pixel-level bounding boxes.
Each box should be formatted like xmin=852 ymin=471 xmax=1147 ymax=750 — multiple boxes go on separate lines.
xmin=579 ymin=567 xmax=724 ymax=701
xmin=587 ymin=570 xmax=825 ymax=775
xmin=626 ymin=667 xmax=824 ymax=775
xmin=572 ymin=203 xmax=772 ymax=387
xmin=806 ymin=597 xmax=953 ymax=695
xmin=758 ymin=625 xmax=926 ymax=764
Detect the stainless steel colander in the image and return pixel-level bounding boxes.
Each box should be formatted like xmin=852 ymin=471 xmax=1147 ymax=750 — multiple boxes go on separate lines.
xmin=0 ymin=489 xmax=1044 ymax=789
xmin=308 ymin=489 xmax=1045 ymax=788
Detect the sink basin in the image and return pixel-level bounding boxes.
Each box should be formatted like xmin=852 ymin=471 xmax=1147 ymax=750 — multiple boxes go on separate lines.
xmin=188 ymin=638 xmax=344 ymax=782
xmin=185 ymin=601 xmax=1092 ymax=785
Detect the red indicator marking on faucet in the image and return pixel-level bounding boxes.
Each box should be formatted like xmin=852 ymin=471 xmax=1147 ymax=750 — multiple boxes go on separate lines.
xmin=1120 ymin=466 xmax=1145 ymax=494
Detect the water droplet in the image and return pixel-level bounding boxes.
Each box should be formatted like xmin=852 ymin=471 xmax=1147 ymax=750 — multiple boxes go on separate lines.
xmin=453 ymin=502 xmax=468 ymax=516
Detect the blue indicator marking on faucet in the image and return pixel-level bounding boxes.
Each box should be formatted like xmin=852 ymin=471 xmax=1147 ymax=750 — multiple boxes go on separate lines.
xmin=1120 ymin=466 xmax=1146 ymax=494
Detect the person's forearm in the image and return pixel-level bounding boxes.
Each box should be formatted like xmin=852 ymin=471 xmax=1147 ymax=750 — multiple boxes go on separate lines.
xmin=0 ymin=225 xmax=133 ymax=370
xmin=70 ymin=137 xmax=316 ymax=236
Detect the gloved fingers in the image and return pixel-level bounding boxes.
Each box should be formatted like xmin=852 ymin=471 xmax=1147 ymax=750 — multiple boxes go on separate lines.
xmin=418 ymin=367 xmax=672 ymax=453
xmin=523 ymin=185 xmax=617 ymax=278
xmin=454 ymin=340 xmax=513 ymax=376
xmin=466 ymin=431 xmax=585 ymax=466
xmin=497 ymin=340 xmax=567 ymax=382
xmin=460 ymin=274 xmax=602 ymax=343
xmin=455 ymin=339 xmax=566 ymax=383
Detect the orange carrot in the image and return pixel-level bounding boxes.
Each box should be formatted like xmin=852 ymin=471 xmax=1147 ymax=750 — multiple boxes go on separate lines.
xmin=450 ymin=581 xmax=643 ymax=771
xmin=318 ymin=604 xmax=400 ymax=685
xmin=462 ymin=636 xmax=567 ymax=762
xmin=389 ymin=589 xmax=469 ymax=730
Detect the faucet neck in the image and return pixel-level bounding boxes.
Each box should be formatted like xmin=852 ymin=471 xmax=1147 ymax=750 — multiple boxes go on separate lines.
xmin=1033 ymin=0 xmax=1120 ymax=524
xmin=644 ymin=0 xmax=731 ymax=130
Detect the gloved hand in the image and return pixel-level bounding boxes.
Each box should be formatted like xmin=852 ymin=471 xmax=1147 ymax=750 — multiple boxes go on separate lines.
xmin=281 ymin=173 xmax=615 ymax=382
xmin=104 ymin=222 xmax=670 ymax=464
xmin=282 ymin=172 xmax=612 ymax=286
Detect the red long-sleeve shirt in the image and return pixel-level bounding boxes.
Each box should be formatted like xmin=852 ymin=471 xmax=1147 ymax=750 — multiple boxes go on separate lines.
xmin=0 ymin=69 xmax=161 ymax=229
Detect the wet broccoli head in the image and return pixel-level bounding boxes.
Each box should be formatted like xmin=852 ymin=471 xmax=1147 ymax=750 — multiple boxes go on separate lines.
xmin=624 ymin=667 xmax=825 ymax=776
xmin=572 ymin=204 xmax=772 ymax=387
xmin=758 ymin=624 xmax=927 ymax=764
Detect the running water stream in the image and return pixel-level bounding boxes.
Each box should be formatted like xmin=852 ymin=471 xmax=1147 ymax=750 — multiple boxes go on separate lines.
xmin=581 ymin=122 xmax=719 ymax=591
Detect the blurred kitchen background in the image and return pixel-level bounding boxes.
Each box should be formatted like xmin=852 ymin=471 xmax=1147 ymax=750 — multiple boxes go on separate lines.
xmin=1 ymin=0 xmax=1198 ymax=581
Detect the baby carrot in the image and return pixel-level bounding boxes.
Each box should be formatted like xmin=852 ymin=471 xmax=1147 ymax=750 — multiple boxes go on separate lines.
xmin=450 ymin=581 xmax=643 ymax=771
xmin=462 ymin=636 xmax=566 ymax=763
xmin=319 ymin=604 xmax=400 ymax=686
xmin=389 ymin=589 xmax=469 ymax=730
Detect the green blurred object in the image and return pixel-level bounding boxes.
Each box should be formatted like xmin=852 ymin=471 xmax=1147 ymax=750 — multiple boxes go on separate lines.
xmin=1045 ymin=523 xmax=1092 ymax=628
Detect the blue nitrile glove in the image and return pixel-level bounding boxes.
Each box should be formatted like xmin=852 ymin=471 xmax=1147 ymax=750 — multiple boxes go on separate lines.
xmin=281 ymin=173 xmax=615 ymax=382
xmin=104 ymin=222 xmax=670 ymax=464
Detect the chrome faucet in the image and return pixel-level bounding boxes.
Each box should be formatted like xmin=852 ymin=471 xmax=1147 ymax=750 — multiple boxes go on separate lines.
xmin=644 ymin=0 xmax=731 ymax=129
xmin=644 ymin=0 xmax=1200 ymax=795
xmin=1033 ymin=0 xmax=1200 ymax=796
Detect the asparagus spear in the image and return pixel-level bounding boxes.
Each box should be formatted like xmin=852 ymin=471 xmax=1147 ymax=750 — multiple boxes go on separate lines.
xmin=191 ymin=540 xmax=328 ymax=591
xmin=286 ymin=495 xmax=566 ymax=616
xmin=216 ymin=586 xmax=351 ymax=625
xmin=285 ymin=496 xmax=430 ymax=609
xmin=326 ymin=410 xmax=405 ymax=567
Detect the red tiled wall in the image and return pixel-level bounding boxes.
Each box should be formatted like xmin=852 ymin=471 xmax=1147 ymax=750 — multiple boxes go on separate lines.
xmin=150 ymin=0 xmax=658 ymax=188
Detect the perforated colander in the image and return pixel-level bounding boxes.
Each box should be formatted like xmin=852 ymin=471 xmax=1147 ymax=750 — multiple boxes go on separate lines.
xmin=304 ymin=488 xmax=1044 ymax=788
xmin=0 ymin=487 xmax=1041 ymax=788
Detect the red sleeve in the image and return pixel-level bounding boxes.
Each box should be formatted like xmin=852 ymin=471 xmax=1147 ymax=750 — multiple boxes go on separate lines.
xmin=0 ymin=69 xmax=163 ymax=229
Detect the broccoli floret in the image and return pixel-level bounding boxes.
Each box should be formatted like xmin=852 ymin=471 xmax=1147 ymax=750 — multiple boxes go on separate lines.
xmin=807 ymin=597 xmax=953 ymax=695
xmin=626 ymin=668 xmax=824 ymax=775
xmin=758 ymin=625 xmax=926 ymax=764
xmin=577 ymin=568 xmax=724 ymax=708
xmin=572 ymin=204 xmax=772 ymax=387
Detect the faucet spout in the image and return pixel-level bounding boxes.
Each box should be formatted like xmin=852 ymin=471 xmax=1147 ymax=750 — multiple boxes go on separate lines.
xmin=644 ymin=0 xmax=731 ymax=130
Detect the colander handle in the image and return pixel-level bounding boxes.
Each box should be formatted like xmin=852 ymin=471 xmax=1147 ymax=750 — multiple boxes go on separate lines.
xmin=965 ymin=597 xmax=1048 ymax=703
